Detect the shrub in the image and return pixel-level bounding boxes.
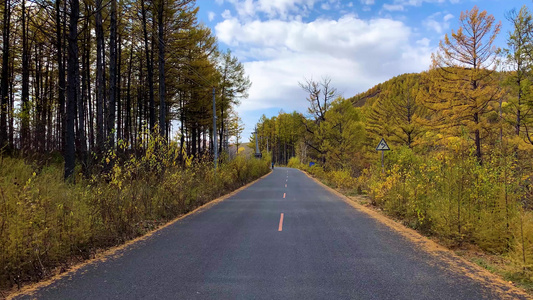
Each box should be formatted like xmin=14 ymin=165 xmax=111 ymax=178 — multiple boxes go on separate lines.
xmin=0 ymin=139 xmax=270 ymax=290
xmin=362 ymin=146 xmax=527 ymax=258
xmin=287 ymin=157 xmax=304 ymax=168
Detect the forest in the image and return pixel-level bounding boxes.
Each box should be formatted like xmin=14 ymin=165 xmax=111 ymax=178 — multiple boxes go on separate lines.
xmin=0 ymin=0 xmax=251 ymax=174
xmin=256 ymin=5 xmax=533 ymax=289
xmin=0 ymin=0 xmax=272 ymax=292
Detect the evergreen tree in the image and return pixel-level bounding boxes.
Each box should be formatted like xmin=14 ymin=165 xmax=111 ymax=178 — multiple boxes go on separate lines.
xmin=426 ymin=6 xmax=502 ymax=162
xmin=365 ymin=73 xmax=425 ymax=149
xmin=502 ymin=6 xmax=533 ymax=144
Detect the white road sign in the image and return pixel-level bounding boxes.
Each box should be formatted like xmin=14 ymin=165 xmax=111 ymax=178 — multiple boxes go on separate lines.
xmin=375 ymin=138 xmax=390 ymax=151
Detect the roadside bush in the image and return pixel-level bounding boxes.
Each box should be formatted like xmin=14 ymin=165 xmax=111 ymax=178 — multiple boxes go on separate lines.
xmin=326 ymin=170 xmax=357 ymax=190
xmin=367 ymin=148 xmax=518 ymax=239
xmin=287 ymin=156 xmax=304 ymax=169
xmin=361 ymin=145 xmax=531 ymax=268
xmin=294 ymin=160 xmax=362 ymax=194
xmin=0 ymin=139 xmax=270 ymax=290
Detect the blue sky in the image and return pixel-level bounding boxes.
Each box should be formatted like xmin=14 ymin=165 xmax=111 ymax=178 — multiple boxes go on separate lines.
xmin=195 ymin=0 xmax=530 ymax=141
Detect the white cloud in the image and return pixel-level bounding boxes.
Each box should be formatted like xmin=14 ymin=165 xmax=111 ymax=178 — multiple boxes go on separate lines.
xmin=326 ymin=0 xmax=342 ymax=10
xmin=215 ymin=15 xmax=432 ymax=114
xmin=423 ymin=12 xmax=453 ymax=34
xmin=443 ymin=13 xmax=453 ymax=22
xmin=423 ymin=19 xmax=443 ymax=33
xmin=382 ymin=0 xmax=454 ymax=12
xmin=383 ymin=4 xmax=405 ymax=11
xmin=234 ymin=0 xmax=256 ymax=18
xmin=360 ymin=0 xmax=374 ymax=5
xmin=208 ymin=11 xmax=216 ymax=21
xmin=416 ymin=37 xmax=430 ymax=47
xmin=222 ymin=9 xmax=232 ymax=19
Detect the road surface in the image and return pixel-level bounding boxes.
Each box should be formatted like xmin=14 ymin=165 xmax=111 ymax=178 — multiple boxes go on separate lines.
xmin=14 ymin=167 xmax=525 ymax=299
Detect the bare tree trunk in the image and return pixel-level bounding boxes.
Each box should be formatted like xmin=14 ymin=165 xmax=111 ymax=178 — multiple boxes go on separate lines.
xmin=45 ymin=61 xmax=52 ymax=151
xmin=21 ymin=0 xmax=30 ymax=151
xmin=157 ymin=0 xmax=166 ymax=138
xmin=82 ymin=12 xmax=92 ymax=151
xmin=55 ymin=0 xmax=66 ymax=152
xmin=0 ymin=0 xmax=11 ymax=149
xmin=137 ymin=52 xmax=144 ymax=145
xmin=126 ymin=42 xmax=133 ymax=145
xmin=474 ymin=112 xmax=482 ymax=164
xmin=76 ymin=25 xmax=86 ymax=172
xmin=179 ymin=91 xmax=184 ymax=161
xmin=95 ymin=0 xmax=105 ymax=151
xmin=117 ymin=32 xmax=122 ymax=143
xmin=197 ymin=126 xmax=201 ymax=155
xmin=34 ymin=43 xmax=46 ymax=153
xmin=141 ymin=1 xmax=155 ymax=133
xmin=107 ymin=0 xmax=117 ymax=149
xmin=65 ymin=0 xmax=80 ymax=180
xmin=8 ymin=54 xmax=13 ymax=148
xmin=218 ymin=85 xmax=225 ymax=155
xmin=33 ymin=42 xmax=40 ymax=152
xmin=192 ymin=121 xmax=197 ymax=155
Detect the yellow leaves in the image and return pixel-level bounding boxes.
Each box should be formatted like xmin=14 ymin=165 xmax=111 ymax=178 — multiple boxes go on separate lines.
xmin=517 ymin=139 xmax=533 ymax=151
xmin=182 ymin=148 xmax=193 ymax=168
xmin=426 ymin=7 xmax=502 ymax=160
xmin=328 ymin=170 xmax=357 ymax=190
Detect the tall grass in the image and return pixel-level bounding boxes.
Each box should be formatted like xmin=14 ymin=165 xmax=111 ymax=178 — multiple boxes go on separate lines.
xmin=0 ymin=140 xmax=270 ymax=290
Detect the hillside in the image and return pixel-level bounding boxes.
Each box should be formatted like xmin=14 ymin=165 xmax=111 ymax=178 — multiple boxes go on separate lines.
xmin=347 ymin=73 xmax=422 ymax=108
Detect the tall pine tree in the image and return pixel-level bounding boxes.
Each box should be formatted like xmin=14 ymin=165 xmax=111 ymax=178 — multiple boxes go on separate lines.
xmin=425 ymin=6 xmax=501 ymax=162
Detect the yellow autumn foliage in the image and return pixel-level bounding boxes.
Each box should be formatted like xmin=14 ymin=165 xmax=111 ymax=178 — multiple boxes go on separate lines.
xmin=0 ymin=135 xmax=270 ymax=290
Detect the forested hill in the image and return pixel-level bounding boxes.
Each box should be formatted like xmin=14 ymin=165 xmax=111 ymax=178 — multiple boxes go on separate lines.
xmin=345 ymin=69 xmax=515 ymax=150
xmin=347 ymin=73 xmax=421 ymax=108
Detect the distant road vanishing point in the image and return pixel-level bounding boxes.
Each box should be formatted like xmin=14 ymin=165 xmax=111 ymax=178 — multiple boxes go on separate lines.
xmin=13 ymin=167 xmax=528 ymax=300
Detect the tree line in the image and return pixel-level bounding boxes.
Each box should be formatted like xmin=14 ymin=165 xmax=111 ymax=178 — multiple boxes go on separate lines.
xmin=260 ymin=5 xmax=533 ymax=170
xmin=0 ymin=0 xmax=250 ymax=179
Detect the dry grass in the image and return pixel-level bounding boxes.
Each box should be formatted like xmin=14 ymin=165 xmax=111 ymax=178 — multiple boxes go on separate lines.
xmin=0 ymin=145 xmax=271 ymax=294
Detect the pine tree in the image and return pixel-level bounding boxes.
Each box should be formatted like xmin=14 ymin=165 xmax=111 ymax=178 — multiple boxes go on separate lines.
xmin=65 ymin=0 xmax=80 ymax=180
xmin=427 ymin=6 xmax=501 ymax=162
xmin=217 ymin=49 xmax=251 ymax=155
xmin=0 ymin=0 xmax=11 ymax=149
xmin=502 ymin=6 xmax=533 ymax=144
xmin=365 ymin=73 xmax=425 ymax=149
xmin=318 ymin=97 xmax=365 ymax=171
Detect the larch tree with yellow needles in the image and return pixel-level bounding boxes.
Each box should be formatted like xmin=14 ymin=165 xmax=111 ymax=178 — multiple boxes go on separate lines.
xmin=366 ymin=73 xmax=425 ymax=149
xmin=426 ymin=6 xmax=502 ymax=163
xmin=502 ymin=6 xmax=533 ymax=148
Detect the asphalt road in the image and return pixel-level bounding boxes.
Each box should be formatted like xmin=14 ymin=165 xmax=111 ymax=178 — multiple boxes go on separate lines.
xmin=15 ymin=167 xmax=524 ymax=299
